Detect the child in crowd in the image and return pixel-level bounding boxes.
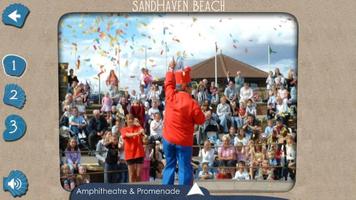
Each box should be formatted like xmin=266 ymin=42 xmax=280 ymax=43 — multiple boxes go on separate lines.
xmin=76 ymin=165 xmax=90 ymax=186
xmin=95 ymin=131 xmax=110 ymax=166
xmin=65 ymin=138 xmax=81 ymax=173
xmin=148 ymin=100 xmax=160 ymax=122
xmin=198 ymin=163 xmax=214 ymax=180
xmin=262 ymin=119 xmax=274 ymax=139
xmin=104 ymin=134 xmax=120 ymax=183
xmin=61 ymin=164 xmax=75 ymax=191
xmin=235 ymin=142 xmax=246 ymax=162
xmin=232 ymin=161 xmax=250 ymax=180
xmin=120 ymin=114 xmax=145 ymax=183
xmin=216 ymin=167 xmax=232 ymax=179
xmin=285 ymin=135 xmax=296 ymax=180
xmin=234 ymin=128 xmax=248 ymax=146
xmin=267 ymin=103 xmax=276 ymax=120
xmin=267 ymin=150 xmax=278 ymax=179
xmin=256 ymin=160 xmax=273 ymax=180
xmin=155 ymin=161 xmax=165 ymax=179
xmin=246 ymin=99 xmax=256 ymax=116
xmin=150 ymin=113 xmax=163 ymax=142
xmin=101 ymin=92 xmax=113 ymax=119
xmin=141 ymin=136 xmax=153 ymax=182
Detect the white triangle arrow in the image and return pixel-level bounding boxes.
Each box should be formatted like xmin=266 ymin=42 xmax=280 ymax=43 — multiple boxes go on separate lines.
xmin=8 ymin=10 xmax=21 ymax=22
xmin=187 ymin=182 xmax=204 ymax=196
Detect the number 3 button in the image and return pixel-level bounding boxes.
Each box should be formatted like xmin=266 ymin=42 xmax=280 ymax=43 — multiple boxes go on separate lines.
xmin=3 ymin=115 xmax=26 ymax=142
xmin=3 ymin=84 xmax=26 ymax=109
xmin=2 ymin=54 xmax=27 ymax=77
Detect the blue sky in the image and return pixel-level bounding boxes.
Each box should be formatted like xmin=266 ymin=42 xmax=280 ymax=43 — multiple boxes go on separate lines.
xmin=59 ymin=13 xmax=297 ymax=92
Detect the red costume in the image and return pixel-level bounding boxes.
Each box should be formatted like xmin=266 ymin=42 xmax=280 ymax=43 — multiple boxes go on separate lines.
xmin=163 ymin=67 xmax=205 ymax=146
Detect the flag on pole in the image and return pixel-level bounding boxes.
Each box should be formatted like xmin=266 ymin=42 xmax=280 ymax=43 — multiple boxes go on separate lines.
xmin=268 ymin=45 xmax=277 ymax=65
xmin=214 ymin=42 xmax=218 ymax=87
xmin=269 ymin=46 xmax=277 ymax=54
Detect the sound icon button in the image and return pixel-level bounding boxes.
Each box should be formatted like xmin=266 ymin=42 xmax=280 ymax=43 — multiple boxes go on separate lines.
xmin=3 ymin=170 xmax=28 ymax=197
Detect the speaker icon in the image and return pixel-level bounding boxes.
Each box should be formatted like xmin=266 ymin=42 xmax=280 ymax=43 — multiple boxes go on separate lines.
xmin=3 ymin=170 xmax=28 ymax=197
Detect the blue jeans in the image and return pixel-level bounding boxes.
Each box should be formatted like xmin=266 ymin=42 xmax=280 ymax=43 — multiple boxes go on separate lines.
xmin=232 ymin=116 xmax=244 ymax=129
xmin=162 ymin=138 xmax=193 ymax=185
xmin=118 ymin=162 xmax=128 ymax=183
xmin=104 ymin=163 xmax=119 ymax=183
xmin=219 ymin=115 xmax=230 ymax=133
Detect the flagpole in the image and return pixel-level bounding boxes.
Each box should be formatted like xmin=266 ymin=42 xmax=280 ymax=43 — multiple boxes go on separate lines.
xmin=268 ymin=44 xmax=270 ymax=65
xmin=215 ymin=42 xmax=218 ymax=87
xmin=98 ymin=75 xmax=101 ymax=104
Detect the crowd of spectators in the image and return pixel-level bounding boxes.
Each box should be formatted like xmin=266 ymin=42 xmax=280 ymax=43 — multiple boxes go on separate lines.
xmin=59 ymin=66 xmax=297 ymax=190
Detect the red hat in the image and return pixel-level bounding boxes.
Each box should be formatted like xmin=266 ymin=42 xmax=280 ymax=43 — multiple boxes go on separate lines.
xmin=175 ymin=66 xmax=192 ymax=89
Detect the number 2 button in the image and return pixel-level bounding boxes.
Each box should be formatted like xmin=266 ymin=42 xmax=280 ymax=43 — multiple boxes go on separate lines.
xmin=3 ymin=115 xmax=26 ymax=142
xmin=2 ymin=54 xmax=27 ymax=77
xmin=3 ymin=84 xmax=26 ymax=109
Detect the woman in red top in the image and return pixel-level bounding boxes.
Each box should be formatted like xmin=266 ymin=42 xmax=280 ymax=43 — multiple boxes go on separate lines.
xmin=120 ymin=114 xmax=145 ymax=182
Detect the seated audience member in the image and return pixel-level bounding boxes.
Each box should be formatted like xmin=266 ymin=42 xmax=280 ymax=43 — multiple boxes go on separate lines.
xmin=234 ymin=128 xmax=248 ymax=146
xmin=148 ymin=99 xmax=160 ymax=121
xmin=240 ymin=82 xmax=253 ymax=103
xmin=215 ymin=167 xmax=232 ymax=179
xmin=201 ymin=110 xmax=219 ymax=143
xmin=199 ymin=140 xmax=216 ymax=167
xmin=242 ymin=114 xmax=262 ymax=140
xmin=275 ymin=96 xmax=290 ymax=121
xmin=87 ymin=110 xmax=109 ymax=150
xmin=267 ymin=150 xmax=278 ymax=179
xmin=65 ymin=138 xmax=81 ymax=173
xmin=216 ymin=97 xmax=232 ymax=133
xmin=69 ymin=107 xmax=87 ymax=138
xmin=262 ymin=119 xmax=274 ymax=139
xmin=232 ymin=161 xmax=250 ymax=180
xmin=227 ymin=126 xmax=237 ymax=146
xmin=61 ymin=164 xmax=76 ymax=191
xmin=235 ymin=142 xmax=246 ymax=162
xmin=267 ymin=103 xmax=276 ymax=120
xmin=198 ymin=163 xmax=214 ymax=180
xmin=284 ymin=135 xmax=296 ymax=180
xmin=76 ymin=165 xmax=90 ymax=186
xmin=245 ymin=99 xmax=256 ymax=116
xmin=150 ymin=113 xmax=163 ymax=142
xmin=224 ymin=80 xmax=238 ymax=103
xmin=256 ymin=160 xmax=274 ymax=181
xmin=218 ymin=135 xmax=236 ymax=167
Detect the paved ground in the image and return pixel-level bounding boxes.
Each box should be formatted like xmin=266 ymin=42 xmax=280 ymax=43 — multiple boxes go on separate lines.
xmin=64 ymin=156 xmax=294 ymax=194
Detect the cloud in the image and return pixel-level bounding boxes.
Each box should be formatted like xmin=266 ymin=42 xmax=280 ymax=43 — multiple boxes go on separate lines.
xmin=59 ymin=13 xmax=297 ymax=92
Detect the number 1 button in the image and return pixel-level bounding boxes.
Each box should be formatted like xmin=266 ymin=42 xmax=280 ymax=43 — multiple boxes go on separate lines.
xmin=3 ymin=84 xmax=26 ymax=109
xmin=3 ymin=115 xmax=26 ymax=142
xmin=2 ymin=54 xmax=27 ymax=77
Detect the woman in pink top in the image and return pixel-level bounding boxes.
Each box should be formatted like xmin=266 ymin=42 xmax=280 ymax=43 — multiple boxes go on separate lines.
xmin=218 ymin=135 xmax=237 ymax=167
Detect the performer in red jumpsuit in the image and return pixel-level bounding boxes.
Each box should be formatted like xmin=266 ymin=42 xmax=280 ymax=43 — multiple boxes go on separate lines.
xmin=162 ymin=59 xmax=205 ymax=185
